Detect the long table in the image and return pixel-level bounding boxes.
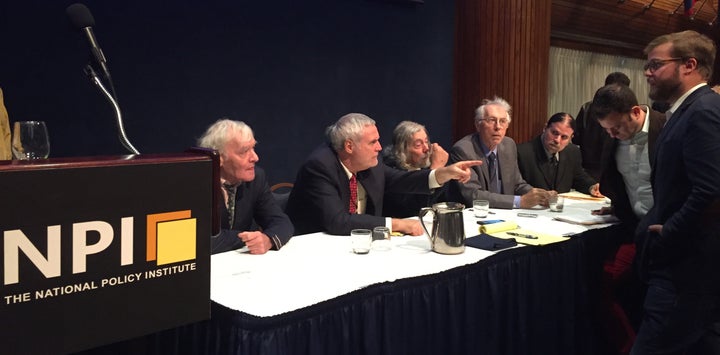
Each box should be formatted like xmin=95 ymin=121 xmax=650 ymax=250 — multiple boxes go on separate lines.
xmin=85 ymin=198 xmax=623 ymax=355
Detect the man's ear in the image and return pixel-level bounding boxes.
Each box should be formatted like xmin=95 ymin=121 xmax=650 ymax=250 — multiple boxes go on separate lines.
xmin=682 ymin=57 xmax=698 ymax=74
xmin=344 ymin=139 xmax=353 ymax=154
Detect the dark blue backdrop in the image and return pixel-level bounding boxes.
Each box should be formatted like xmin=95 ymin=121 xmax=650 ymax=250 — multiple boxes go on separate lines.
xmin=1 ymin=0 xmax=454 ymax=184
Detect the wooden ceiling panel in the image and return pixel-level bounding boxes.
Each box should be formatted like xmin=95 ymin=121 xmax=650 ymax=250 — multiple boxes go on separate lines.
xmin=552 ymin=0 xmax=720 ymax=58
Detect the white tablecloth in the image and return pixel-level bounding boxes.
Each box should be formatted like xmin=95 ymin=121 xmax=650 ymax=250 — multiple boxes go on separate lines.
xmin=211 ymin=198 xmax=610 ymax=317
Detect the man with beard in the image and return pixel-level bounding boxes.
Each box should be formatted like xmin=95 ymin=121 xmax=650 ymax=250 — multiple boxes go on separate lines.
xmin=632 ymin=30 xmax=720 ymax=354
xmin=574 ymin=72 xmax=631 ymax=180
xmin=382 ymin=120 xmax=449 ymax=217
xmin=590 ymin=83 xmax=666 ymax=355
xmin=516 ymin=112 xmax=600 ymax=196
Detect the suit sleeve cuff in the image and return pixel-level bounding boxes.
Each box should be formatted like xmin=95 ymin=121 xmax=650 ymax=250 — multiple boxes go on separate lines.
xmin=513 ymin=196 xmax=521 ymax=209
xmin=428 ymin=170 xmax=441 ymax=189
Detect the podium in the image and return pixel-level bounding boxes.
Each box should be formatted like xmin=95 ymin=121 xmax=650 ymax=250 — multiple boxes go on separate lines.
xmin=0 ymin=151 xmax=218 ymax=355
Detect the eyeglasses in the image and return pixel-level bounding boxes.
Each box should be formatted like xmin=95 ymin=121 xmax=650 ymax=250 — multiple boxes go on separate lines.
xmin=643 ymin=57 xmax=683 ymax=73
xmin=481 ymin=117 xmax=510 ymax=127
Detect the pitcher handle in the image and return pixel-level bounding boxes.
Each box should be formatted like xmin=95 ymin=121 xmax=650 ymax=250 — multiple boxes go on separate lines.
xmin=418 ymin=207 xmax=435 ymax=246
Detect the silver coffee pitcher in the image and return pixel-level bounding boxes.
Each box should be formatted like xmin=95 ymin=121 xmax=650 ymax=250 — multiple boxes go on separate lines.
xmin=419 ymin=202 xmax=466 ymax=254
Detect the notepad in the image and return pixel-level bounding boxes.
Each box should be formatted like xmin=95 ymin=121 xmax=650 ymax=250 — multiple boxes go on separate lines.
xmin=491 ymin=229 xmax=569 ymax=246
xmin=552 ymin=211 xmax=620 ymax=225
xmin=478 ymin=221 xmax=569 ymax=246
xmin=478 ymin=221 xmax=518 ymax=234
xmin=559 ymin=191 xmax=607 ymax=202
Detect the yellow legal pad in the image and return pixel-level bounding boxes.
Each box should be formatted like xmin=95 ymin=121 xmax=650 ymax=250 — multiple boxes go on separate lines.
xmin=478 ymin=221 xmax=569 ymax=246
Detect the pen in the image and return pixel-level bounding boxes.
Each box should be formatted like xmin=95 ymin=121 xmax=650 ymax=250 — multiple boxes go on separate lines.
xmin=506 ymin=232 xmax=538 ymax=239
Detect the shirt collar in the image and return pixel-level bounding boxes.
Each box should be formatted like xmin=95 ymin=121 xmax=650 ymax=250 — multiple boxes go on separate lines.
xmin=339 ymin=160 xmax=353 ymax=179
xmin=640 ymin=105 xmax=651 ymax=134
xmin=667 ymin=83 xmax=707 ymax=118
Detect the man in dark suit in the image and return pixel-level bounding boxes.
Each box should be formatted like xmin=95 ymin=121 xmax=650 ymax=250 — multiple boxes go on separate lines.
xmin=197 ymin=119 xmax=294 ymax=254
xmin=632 ymin=30 xmax=720 ymax=354
xmin=517 ymin=112 xmax=600 ymax=196
xmin=448 ymin=96 xmax=551 ymax=209
xmin=382 ymin=120 xmax=449 ymax=218
xmin=286 ymin=113 xmax=480 ymax=236
xmin=574 ymin=72 xmax=630 ymax=180
xmin=590 ymin=83 xmax=666 ymax=355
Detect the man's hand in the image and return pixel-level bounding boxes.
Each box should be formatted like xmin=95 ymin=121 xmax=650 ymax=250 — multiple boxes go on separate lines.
xmin=435 ymin=160 xmax=483 ymax=185
xmin=429 ymin=143 xmax=449 ymax=169
xmin=588 ymin=183 xmax=604 ymax=197
xmin=238 ymin=231 xmax=273 ymax=254
xmin=520 ymin=188 xmax=552 ymax=208
xmin=391 ymin=218 xmax=424 ymax=236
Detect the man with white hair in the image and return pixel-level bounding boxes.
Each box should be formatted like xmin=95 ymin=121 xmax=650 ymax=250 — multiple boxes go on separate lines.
xmin=198 ymin=118 xmax=293 ymax=254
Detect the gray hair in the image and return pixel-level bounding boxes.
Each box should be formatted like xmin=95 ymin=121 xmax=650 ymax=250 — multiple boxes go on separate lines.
xmin=326 ymin=113 xmax=376 ymax=151
xmin=197 ymin=118 xmax=254 ymax=153
xmin=387 ymin=120 xmax=429 ymax=170
xmin=474 ymin=96 xmax=512 ymax=123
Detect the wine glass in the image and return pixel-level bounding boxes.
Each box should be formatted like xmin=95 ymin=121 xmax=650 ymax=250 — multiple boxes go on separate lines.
xmin=11 ymin=121 xmax=50 ymax=160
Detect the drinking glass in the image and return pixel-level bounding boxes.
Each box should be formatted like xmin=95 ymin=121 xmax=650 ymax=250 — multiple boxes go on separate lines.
xmin=12 ymin=121 xmax=50 ymax=160
xmin=550 ymin=195 xmax=565 ymax=212
xmin=351 ymin=229 xmax=372 ymax=254
xmin=473 ymin=199 xmax=490 ymax=218
xmin=372 ymin=226 xmax=392 ymax=251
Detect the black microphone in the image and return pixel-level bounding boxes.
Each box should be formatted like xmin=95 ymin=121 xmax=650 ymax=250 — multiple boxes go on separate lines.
xmin=66 ymin=3 xmax=112 ymax=85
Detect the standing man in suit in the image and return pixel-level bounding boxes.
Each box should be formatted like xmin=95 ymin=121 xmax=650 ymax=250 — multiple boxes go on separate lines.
xmin=516 ymin=112 xmax=600 ymax=196
xmin=632 ymin=30 xmax=720 ymax=354
xmin=286 ymin=113 xmax=480 ymax=236
xmin=448 ymin=96 xmax=551 ymax=209
xmin=198 ymin=119 xmax=294 ymax=254
xmin=590 ymin=83 xmax=666 ymax=355
xmin=574 ymin=72 xmax=631 ymax=180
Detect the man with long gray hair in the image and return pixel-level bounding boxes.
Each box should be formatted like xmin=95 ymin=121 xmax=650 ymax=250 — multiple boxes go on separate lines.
xmin=286 ymin=113 xmax=481 ymax=236
xmin=382 ymin=120 xmax=449 ymax=217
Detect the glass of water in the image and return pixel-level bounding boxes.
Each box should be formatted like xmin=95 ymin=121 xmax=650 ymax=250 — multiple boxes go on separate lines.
xmin=12 ymin=121 xmax=50 ymax=160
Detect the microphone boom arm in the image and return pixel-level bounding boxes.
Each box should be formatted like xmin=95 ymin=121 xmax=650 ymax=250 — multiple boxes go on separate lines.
xmin=84 ymin=64 xmax=140 ymax=155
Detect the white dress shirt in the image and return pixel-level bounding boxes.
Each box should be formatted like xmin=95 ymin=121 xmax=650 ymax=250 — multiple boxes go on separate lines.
xmin=616 ymin=106 xmax=653 ymax=218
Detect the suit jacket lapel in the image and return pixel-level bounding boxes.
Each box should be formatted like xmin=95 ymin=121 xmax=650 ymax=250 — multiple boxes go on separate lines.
xmin=651 ymin=85 xmax=711 ymax=184
xmin=356 ymin=168 xmax=377 ymax=215
xmin=472 ymin=134 xmax=492 ymax=190
xmin=647 ymin=110 xmax=667 ymax=167
xmin=531 ymin=136 xmax=554 ymax=189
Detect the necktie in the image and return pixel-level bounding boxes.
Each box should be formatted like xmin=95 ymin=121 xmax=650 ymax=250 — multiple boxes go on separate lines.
xmin=488 ymin=152 xmax=499 ymax=193
xmin=223 ymin=183 xmax=236 ymax=227
xmin=349 ymin=174 xmax=358 ymax=213
xmin=548 ymin=156 xmax=558 ymax=189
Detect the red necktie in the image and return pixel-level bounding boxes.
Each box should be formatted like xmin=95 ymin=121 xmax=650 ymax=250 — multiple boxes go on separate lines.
xmin=349 ymin=174 xmax=358 ymax=213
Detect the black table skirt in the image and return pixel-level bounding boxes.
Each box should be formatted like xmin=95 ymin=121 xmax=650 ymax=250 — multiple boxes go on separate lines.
xmin=82 ymin=226 xmax=620 ymax=355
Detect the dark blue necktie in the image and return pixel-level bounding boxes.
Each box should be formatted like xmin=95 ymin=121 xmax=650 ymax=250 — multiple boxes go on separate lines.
xmin=488 ymin=152 xmax=499 ymax=193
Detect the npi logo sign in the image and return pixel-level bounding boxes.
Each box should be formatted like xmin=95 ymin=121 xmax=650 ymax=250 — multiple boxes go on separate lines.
xmin=3 ymin=210 xmax=196 ymax=286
